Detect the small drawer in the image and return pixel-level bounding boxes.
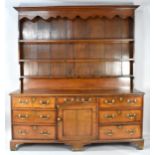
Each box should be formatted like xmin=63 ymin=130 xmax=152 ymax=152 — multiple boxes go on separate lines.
xmin=13 ymin=125 xmax=55 ymax=140
xmin=35 ymin=111 xmax=56 ymax=123
xmin=13 ymin=110 xmax=56 ymax=124
xmin=57 ymin=97 xmax=97 ymax=104
xmin=12 ymin=96 xmax=55 ymax=109
xmin=12 ymin=97 xmax=33 ymax=108
xmin=99 ymin=124 xmax=141 ymax=140
xmin=33 ymin=97 xmax=55 ymax=108
xmin=99 ymin=96 xmax=142 ymax=108
xmin=99 ymin=110 xmax=141 ymax=123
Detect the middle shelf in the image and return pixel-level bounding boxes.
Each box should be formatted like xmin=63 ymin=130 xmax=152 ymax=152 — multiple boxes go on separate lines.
xmin=19 ymin=58 xmax=134 ymax=63
xmin=19 ymin=39 xmax=134 ymax=44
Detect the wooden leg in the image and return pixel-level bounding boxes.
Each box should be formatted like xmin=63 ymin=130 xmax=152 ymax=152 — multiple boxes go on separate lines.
xmin=10 ymin=141 xmax=17 ymax=151
xmin=71 ymin=143 xmax=84 ymax=151
xmin=131 ymin=139 xmax=144 ymax=150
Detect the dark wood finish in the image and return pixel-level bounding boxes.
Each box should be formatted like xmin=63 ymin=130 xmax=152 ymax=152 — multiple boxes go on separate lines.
xmin=10 ymin=5 xmax=145 ymax=151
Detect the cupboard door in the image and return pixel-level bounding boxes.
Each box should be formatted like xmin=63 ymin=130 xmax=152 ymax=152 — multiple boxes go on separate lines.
xmin=57 ymin=102 xmax=97 ymax=141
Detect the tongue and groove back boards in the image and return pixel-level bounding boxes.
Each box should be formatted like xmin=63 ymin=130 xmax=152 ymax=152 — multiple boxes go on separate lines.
xmin=15 ymin=5 xmax=136 ymax=92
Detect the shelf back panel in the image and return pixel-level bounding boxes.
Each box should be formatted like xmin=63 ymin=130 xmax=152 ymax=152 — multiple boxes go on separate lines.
xmin=23 ymin=77 xmax=131 ymax=91
xmin=20 ymin=17 xmax=133 ymax=40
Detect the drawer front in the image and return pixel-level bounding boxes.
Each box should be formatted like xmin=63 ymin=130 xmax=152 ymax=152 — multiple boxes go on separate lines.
xmin=33 ymin=97 xmax=55 ymax=108
xmin=12 ymin=96 xmax=55 ymax=109
xmin=12 ymin=97 xmax=33 ymax=108
xmin=13 ymin=110 xmax=56 ymax=124
xmin=57 ymin=97 xmax=97 ymax=104
xmin=99 ymin=125 xmax=141 ymax=140
xmin=13 ymin=125 xmax=55 ymax=140
xmin=99 ymin=96 xmax=142 ymax=108
xmin=99 ymin=110 xmax=141 ymax=123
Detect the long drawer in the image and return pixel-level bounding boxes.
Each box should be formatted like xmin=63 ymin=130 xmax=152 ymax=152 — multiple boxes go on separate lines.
xmin=99 ymin=95 xmax=142 ymax=108
xmin=99 ymin=110 xmax=142 ymax=123
xmin=13 ymin=125 xmax=56 ymax=140
xmin=12 ymin=96 xmax=55 ymax=109
xmin=99 ymin=124 xmax=141 ymax=140
xmin=13 ymin=110 xmax=56 ymax=124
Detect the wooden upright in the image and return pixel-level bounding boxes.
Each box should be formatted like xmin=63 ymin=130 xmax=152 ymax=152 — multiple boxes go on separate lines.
xmin=10 ymin=5 xmax=144 ymax=151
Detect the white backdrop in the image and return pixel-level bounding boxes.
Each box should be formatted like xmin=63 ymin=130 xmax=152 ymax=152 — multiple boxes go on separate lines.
xmin=3 ymin=0 xmax=150 ymax=154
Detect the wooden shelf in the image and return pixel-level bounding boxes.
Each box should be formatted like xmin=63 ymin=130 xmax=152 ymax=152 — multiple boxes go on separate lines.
xmin=20 ymin=75 xmax=134 ymax=79
xmin=19 ymin=39 xmax=134 ymax=44
xmin=19 ymin=58 xmax=134 ymax=63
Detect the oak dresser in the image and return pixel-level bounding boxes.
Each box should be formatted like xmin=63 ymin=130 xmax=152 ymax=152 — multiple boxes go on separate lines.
xmin=10 ymin=5 xmax=144 ymax=151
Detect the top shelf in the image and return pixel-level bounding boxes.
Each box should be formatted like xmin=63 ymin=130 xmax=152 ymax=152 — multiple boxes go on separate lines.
xmin=19 ymin=39 xmax=134 ymax=44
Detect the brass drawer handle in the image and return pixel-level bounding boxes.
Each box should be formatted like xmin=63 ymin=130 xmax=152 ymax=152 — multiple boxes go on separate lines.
xmin=18 ymin=99 xmax=29 ymax=104
xmin=17 ymin=114 xmax=29 ymax=119
xmin=64 ymin=97 xmax=93 ymax=103
xmin=40 ymin=115 xmax=49 ymax=119
xmin=119 ymin=97 xmax=124 ymax=101
xmin=40 ymin=131 xmax=50 ymax=135
xmin=17 ymin=130 xmax=28 ymax=135
xmin=104 ymin=130 xmax=113 ymax=136
xmin=117 ymin=125 xmax=123 ymax=129
xmin=126 ymin=129 xmax=136 ymax=135
xmin=127 ymin=99 xmax=137 ymax=104
xmin=40 ymin=100 xmax=50 ymax=105
xmin=104 ymin=99 xmax=115 ymax=104
xmin=57 ymin=117 xmax=62 ymax=122
xmin=126 ymin=113 xmax=137 ymax=119
xmin=104 ymin=114 xmax=116 ymax=119
xmin=64 ymin=98 xmax=74 ymax=103
xmin=81 ymin=97 xmax=92 ymax=102
xmin=32 ymin=126 xmax=37 ymax=130
xmin=31 ymin=97 xmax=36 ymax=102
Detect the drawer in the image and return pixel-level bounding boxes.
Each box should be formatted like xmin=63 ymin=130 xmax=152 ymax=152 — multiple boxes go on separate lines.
xmin=99 ymin=124 xmax=141 ymax=140
xmin=12 ymin=96 xmax=55 ymax=109
xmin=12 ymin=97 xmax=33 ymax=108
xmin=57 ymin=97 xmax=97 ymax=104
xmin=13 ymin=110 xmax=56 ymax=124
xmin=99 ymin=110 xmax=141 ymax=123
xmin=99 ymin=96 xmax=142 ymax=108
xmin=33 ymin=97 xmax=55 ymax=108
xmin=13 ymin=125 xmax=55 ymax=140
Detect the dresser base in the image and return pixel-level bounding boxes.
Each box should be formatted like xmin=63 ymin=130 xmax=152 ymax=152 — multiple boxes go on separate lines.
xmin=10 ymin=139 xmax=144 ymax=151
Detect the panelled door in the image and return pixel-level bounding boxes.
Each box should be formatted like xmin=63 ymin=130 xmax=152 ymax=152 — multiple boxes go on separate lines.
xmin=57 ymin=102 xmax=97 ymax=141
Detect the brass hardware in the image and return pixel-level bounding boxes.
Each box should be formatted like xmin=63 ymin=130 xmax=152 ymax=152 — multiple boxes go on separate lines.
xmin=18 ymin=99 xmax=29 ymax=104
xmin=31 ymin=97 xmax=36 ymax=102
xmin=64 ymin=98 xmax=67 ymax=102
xmin=17 ymin=130 xmax=28 ymax=135
xmin=56 ymin=105 xmax=60 ymax=109
xmin=126 ymin=113 xmax=137 ymax=119
xmin=104 ymin=114 xmax=116 ymax=119
xmin=40 ymin=131 xmax=50 ymax=135
xmin=40 ymin=115 xmax=49 ymax=119
xmin=104 ymin=130 xmax=113 ymax=136
xmin=71 ymin=98 xmax=74 ymax=102
xmin=32 ymin=126 xmax=37 ymax=130
xmin=127 ymin=99 xmax=137 ymax=104
xmin=126 ymin=129 xmax=136 ymax=135
xmin=17 ymin=114 xmax=29 ymax=119
xmin=117 ymin=110 xmax=122 ymax=115
xmin=117 ymin=125 xmax=123 ymax=129
xmin=88 ymin=98 xmax=92 ymax=102
xmin=104 ymin=99 xmax=115 ymax=104
xmin=57 ymin=117 xmax=62 ymax=122
xmin=119 ymin=97 xmax=123 ymax=101
xmin=81 ymin=98 xmax=85 ymax=102
xmin=40 ymin=100 xmax=50 ymax=105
